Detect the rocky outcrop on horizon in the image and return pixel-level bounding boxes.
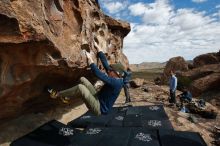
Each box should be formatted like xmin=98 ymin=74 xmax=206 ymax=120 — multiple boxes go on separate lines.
xmin=193 ymin=51 xmax=220 ymax=68
xmin=130 ymin=62 xmax=166 ymax=71
xmin=161 ymin=50 xmax=220 ymax=98
xmin=0 ymin=0 xmax=130 ymax=122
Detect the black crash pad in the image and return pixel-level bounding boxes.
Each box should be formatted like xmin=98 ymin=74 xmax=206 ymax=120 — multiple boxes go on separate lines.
xmin=123 ymin=114 xmax=142 ymax=127
xmin=70 ymin=127 xmax=104 ymax=146
xmin=96 ymin=127 xmax=131 ymax=146
xmin=71 ymin=127 xmax=160 ymax=146
xmin=68 ymin=109 xmax=118 ymax=128
xmin=68 ymin=106 xmax=129 ymax=128
xmin=70 ymin=127 xmax=131 ymax=146
xmin=142 ymin=119 xmax=173 ymax=130
xmin=106 ymin=112 xmax=125 ymax=127
xmin=126 ymin=105 xmax=166 ymax=115
xmin=141 ymin=110 xmax=169 ymax=120
xmin=159 ymin=130 xmax=207 ymax=146
xmin=10 ymin=120 xmax=79 ymax=146
xmin=123 ymin=114 xmax=173 ymax=130
xmin=128 ymin=128 xmax=160 ymax=146
xmin=125 ymin=105 xmax=169 ymax=121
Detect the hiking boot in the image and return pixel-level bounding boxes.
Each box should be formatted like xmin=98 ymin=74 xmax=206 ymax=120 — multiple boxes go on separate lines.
xmin=48 ymin=88 xmax=59 ymax=99
xmin=60 ymin=96 xmax=70 ymax=104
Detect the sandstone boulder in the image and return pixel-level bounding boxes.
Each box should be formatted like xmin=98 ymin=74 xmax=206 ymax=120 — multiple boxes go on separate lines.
xmin=193 ymin=52 xmax=220 ymax=68
xmin=179 ymin=64 xmax=220 ymax=80
xmin=190 ymin=73 xmax=220 ymax=96
xmin=162 ymin=56 xmax=189 ymax=84
xmin=0 ymin=0 xmax=130 ymax=122
xmin=178 ymin=64 xmax=220 ymax=96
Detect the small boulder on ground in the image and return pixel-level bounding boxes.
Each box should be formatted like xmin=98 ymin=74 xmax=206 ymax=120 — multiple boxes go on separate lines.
xmin=130 ymin=78 xmax=145 ymax=88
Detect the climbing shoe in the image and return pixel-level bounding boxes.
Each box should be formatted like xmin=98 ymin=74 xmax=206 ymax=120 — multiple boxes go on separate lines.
xmin=60 ymin=96 xmax=70 ymax=104
xmin=48 ymin=88 xmax=59 ymax=99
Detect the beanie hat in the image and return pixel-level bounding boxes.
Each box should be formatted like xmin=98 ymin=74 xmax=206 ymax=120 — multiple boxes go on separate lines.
xmin=110 ymin=63 xmax=125 ymax=75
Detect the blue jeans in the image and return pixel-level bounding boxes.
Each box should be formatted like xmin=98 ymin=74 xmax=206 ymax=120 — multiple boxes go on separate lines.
xmin=124 ymin=83 xmax=131 ymax=102
xmin=169 ymin=89 xmax=176 ymax=103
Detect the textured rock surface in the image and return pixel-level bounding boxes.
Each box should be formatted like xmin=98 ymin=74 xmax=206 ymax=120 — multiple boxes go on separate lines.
xmin=161 ymin=56 xmax=189 ymax=83
xmin=179 ymin=64 xmax=220 ymax=80
xmin=190 ymin=73 xmax=220 ymax=96
xmin=193 ymin=51 xmax=220 ymax=67
xmin=0 ymin=0 xmax=130 ymax=122
xmin=182 ymin=55 xmax=220 ymax=96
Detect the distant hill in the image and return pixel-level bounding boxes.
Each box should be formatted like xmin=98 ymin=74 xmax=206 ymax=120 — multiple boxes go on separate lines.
xmin=130 ymin=62 xmax=166 ymax=71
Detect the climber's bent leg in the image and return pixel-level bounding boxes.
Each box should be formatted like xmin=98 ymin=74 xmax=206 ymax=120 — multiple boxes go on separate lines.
xmin=59 ymin=84 xmax=101 ymax=115
xmin=80 ymin=77 xmax=97 ymax=96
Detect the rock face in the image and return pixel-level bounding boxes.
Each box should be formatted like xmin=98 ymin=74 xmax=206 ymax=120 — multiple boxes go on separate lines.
xmin=161 ymin=56 xmax=189 ymax=83
xmin=0 ymin=0 xmax=130 ymax=122
xmin=179 ymin=64 xmax=220 ymax=96
xmin=190 ymin=73 xmax=220 ymax=96
xmin=193 ymin=51 xmax=220 ymax=68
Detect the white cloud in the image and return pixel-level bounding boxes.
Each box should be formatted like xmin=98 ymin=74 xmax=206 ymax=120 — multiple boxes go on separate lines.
xmin=192 ymin=0 xmax=207 ymax=3
xmin=216 ymin=5 xmax=220 ymax=9
xmin=123 ymin=0 xmax=220 ymax=63
xmin=170 ymin=9 xmax=212 ymax=30
xmin=129 ymin=0 xmax=173 ymax=25
xmin=102 ymin=1 xmax=126 ymax=14
xmin=128 ymin=3 xmax=147 ymax=16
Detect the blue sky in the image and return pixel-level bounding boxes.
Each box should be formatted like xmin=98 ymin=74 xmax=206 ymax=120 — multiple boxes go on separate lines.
xmin=98 ymin=0 xmax=220 ymax=64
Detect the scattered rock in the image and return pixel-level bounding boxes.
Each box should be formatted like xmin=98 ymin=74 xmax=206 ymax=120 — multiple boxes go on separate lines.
xmin=130 ymin=78 xmax=145 ymax=88
xmin=154 ymin=77 xmax=162 ymax=85
xmin=141 ymin=86 xmax=152 ymax=92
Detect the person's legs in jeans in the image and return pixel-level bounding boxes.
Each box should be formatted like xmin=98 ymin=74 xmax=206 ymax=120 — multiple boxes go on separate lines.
xmin=173 ymin=90 xmax=176 ymax=103
xmin=169 ymin=90 xmax=176 ymax=103
xmin=59 ymin=82 xmax=101 ymax=115
xmin=124 ymin=83 xmax=131 ymax=103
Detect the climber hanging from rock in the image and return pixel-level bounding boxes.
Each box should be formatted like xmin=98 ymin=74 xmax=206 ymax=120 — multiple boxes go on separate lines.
xmin=48 ymin=37 xmax=125 ymax=115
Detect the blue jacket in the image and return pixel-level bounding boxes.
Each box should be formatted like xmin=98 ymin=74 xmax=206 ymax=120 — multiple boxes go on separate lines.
xmin=90 ymin=52 xmax=124 ymax=114
xmin=169 ymin=75 xmax=177 ymax=92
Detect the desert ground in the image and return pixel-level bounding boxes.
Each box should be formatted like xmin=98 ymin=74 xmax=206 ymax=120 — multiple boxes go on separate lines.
xmin=0 ymin=69 xmax=219 ymax=146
